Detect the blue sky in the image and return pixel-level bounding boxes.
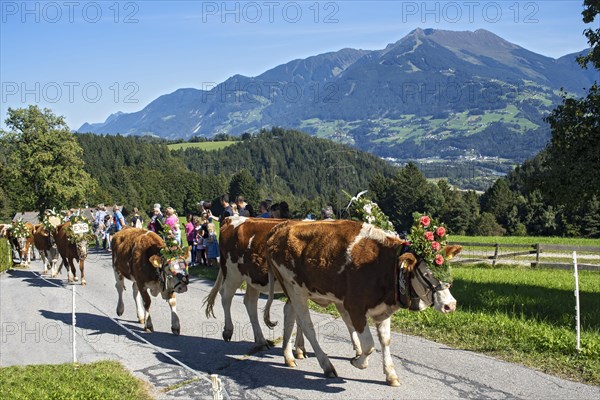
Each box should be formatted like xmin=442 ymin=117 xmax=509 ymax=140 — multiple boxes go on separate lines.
xmin=0 ymin=0 xmax=592 ymax=130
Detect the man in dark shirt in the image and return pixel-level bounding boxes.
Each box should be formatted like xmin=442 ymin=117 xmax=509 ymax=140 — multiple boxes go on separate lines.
xmin=219 ymin=194 xmax=234 ymax=224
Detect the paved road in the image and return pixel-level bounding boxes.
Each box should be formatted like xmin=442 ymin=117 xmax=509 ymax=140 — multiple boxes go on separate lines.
xmin=1 ymin=249 xmax=599 ymax=399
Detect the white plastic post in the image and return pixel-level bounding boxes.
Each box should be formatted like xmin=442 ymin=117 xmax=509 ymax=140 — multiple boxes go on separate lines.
xmin=72 ymin=284 xmax=77 ymax=363
xmin=573 ymin=251 xmax=581 ymax=352
xmin=211 ymin=374 xmax=223 ymax=400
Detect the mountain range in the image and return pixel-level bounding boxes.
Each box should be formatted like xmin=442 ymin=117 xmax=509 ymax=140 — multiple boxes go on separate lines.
xmin=78 ymin=28 xmax=595 ymax=162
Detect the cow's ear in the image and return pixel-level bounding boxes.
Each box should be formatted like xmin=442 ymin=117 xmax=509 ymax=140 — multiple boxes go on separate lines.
xmin=444 ymin=245 xmax=462 ymax=260
xmin=399 ymin=252 xmax=418 ymax=272
xmin=149 ymin=255 xmax=163 ymax=269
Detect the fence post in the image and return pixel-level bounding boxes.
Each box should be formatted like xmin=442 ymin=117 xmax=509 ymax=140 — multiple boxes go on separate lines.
xmin=211 ymin=374 xmax=223 ymax=400
xmin=72 ymin=284 xmax=77 ymax=363
xmin=573 ymin=251 xmax=581 ymax=353
xmin=492 ymin=243 xmax=500 ymax=267
xmin=534 ymin=244 xmax=541 ymax=268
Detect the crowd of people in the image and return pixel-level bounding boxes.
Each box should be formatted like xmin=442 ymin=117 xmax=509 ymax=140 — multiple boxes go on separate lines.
xmin=87 ymin=195 xmax=335 ymax=267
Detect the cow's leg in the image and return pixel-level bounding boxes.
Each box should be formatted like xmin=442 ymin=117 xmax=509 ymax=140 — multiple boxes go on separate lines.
xmin=79 ymin=259 xmax=86 ymax=286
xmin=40 ymin=250 xmax=49 ymax=275
xmin=376 ymin=317 xmax=400 ymax=386
xmin=294 ymin=318 xmax=306 ymax=360
xmin=282 ymin=302 xmax=307 ymax=365
xmin=286 ymin=288 xmax=337 ymax=378
xmin=350 ymin=319 xmax=375 ymax=370
xmin=140 ymin=289 xmax=153 ymax=332
xmin=243 ymin=286 xmax=270 ymax=348
xmin=67 ymin=258 xmax=76 ymax=283
xmin=220 ymin=274 xmax=242 ymax=342
xmin=282 ymin=300 xmax=297 ymax=367
xmin=168 ymin=293 xmax=180 ymax=335
xmin=132 ymin=282 xmax=145 ymax=323
xmin=50 ymin=250 xmax=59 ymax=278
xmin=114 ymin=270 xmax=125 ymax=317
xmin=336 ymin=304 xmax=362 ymax=358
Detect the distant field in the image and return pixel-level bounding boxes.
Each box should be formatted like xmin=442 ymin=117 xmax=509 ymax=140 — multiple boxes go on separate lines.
xmin=167 ymin=141 xmax=236 ymax=151
xmin=451 ymin=235 xmax=600 ymax=247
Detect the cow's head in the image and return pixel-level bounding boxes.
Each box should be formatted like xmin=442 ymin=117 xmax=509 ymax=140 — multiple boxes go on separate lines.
xmin=149 ymin=253 xmax=190 ymax=294
xmin=75 ymin=240 xmax=88 ymax=260
xmin=399 ymin=245 xmax=462 ymax=314
xmin=16 ymin=236 xmax=27 ymax=255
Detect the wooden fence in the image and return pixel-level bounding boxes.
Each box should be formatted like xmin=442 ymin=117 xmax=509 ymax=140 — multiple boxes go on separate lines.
xmin=448 ymin=242 xmax=600 ymax=271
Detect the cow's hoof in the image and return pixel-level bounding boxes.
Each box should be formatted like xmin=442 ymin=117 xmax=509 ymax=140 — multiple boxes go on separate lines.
xmin=81 ymin=280 xmax=86 ymax=286
xmin=295 ymin=347 xmax=306 ymax=359
xmin=51 ymin=273 xmax=57 ymax=278
xmin=351 ymin=356 xmax=369 ymax=370
xmin=285 ymin=359 xmax=298 ymax=368
xmin=222 ymin=330 xmax=233 ymax=342
xmin=172 ymin=327 xmax=180 ymax=335
xmin=325 ymin=366 xmax=338 ymax=378
xmin=387 ymin=377 xmax=401 ymax=387
xmin=138 ymin=318 xmax=145 ymax=324
xmin=74 ymin=277 xmax=79 ymax=281
xmin=145 ymin=326 xmax=154 ymax=333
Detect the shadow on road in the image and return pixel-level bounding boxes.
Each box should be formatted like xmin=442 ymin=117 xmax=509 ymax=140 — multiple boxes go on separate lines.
xmin=6 ymin=269 xmax=66 ymax=288
xmin=38 ymin=309 xmax=347 ymax=393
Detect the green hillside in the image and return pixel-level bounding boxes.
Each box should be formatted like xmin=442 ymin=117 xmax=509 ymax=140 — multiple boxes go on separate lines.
xmin=167 ymin=141 xmax=235 ymax=151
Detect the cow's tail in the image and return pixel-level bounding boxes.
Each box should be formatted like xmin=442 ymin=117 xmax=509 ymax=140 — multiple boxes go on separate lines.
xmin=202 ymin=267 xmax=224 ymax=319
xmin=263 ymin=263 xmax=278 ymax=329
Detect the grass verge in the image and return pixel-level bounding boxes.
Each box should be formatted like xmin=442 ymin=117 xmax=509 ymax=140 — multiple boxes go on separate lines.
xmin=0 ymin=238 xmax=11 ymax=272
xmin=0 ymin=361 xmax=153 ymax=400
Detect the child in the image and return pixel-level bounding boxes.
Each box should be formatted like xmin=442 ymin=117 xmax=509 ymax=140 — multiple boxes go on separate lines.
xmin=195 ymin=217 xmax=208 ymax=266
xmin=205 ymin=223 xmax=220 ymax=268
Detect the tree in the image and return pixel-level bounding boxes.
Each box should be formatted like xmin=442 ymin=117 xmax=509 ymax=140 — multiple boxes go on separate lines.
xmin=228 ymin=169 xmax=259 ymax=208
xmin=544 ymin=1 xmax=600 ymax=209
xmin=480 ymin=179 xmax=519 ymax=228
xmin=577 ymin=0 xmax=600 ymax=70
xmin=0 ymin=106 xmax=97 ymax=215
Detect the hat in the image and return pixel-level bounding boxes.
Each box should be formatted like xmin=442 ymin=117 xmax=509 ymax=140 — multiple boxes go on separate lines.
xmin=153 ymin=203 xmax=161 ymax=210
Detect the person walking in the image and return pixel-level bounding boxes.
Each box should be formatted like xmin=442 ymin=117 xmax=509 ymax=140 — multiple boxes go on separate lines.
xmin=113 ymin=204 xmax=126 ymax=232
xmin=130 ymin=207 xmax=144 ymax=229
xmin=185 ymin=214 xmax=197 ymax=266
xmin=205 ymin=222 xmax=220 ymax=268
xmin=195 ymin=214 xmax=209 ymax=266
xmin=164 ymin=207 xmax=181 ymax=245
xmin=236 ymin=196 xmax=250 ymax=217
xmin=93 ymin=204 xmax=107 ymax=247
xmin=218 ymin=194 xmax=234 ymax=224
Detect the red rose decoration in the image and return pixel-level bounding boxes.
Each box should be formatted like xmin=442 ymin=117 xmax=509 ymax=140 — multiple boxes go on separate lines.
xmin=436 ymin=226 xmax=446 ymax=237
xmin=424 ymin=231 xmax=434 ymax=241
xmin=435 ymin=254 xmax=444 ymax=265
xmin=420 ymin=215 xmax=431 ymax=227
xmin=432 ymin=241 xmax=441 ymax=251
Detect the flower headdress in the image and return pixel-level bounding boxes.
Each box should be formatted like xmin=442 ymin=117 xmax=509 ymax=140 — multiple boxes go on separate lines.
xmin=344 ymin=190 xmax=396 ymax=235
xmin=407 ymin=213 xmax=452 ymax=282
xmin=67 ymin=215 xmax=95 ymax=244
xmin=156 ymin=219 xmax=189 ymax=261
xmin=11 ymin=218 xmax=31 ymax=239
xmin=42 ymin=209 xmax=61 ymax=232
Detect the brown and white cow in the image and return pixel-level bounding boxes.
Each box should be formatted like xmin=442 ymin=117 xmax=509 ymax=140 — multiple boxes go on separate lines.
xmin=203 ymin=216 xmax=307 ymax=354
xmin=112 ymin=228 xmax=190 ymax=335
xmin=263 ymin=220 xmax=461 ymax=386
xmin=7 ymin=222 xmax=35 ymax=266
xmin=33 ymin=224 xmax=60 ymax=277
xmin=54 ymin=222 xmax=89 ymax=285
